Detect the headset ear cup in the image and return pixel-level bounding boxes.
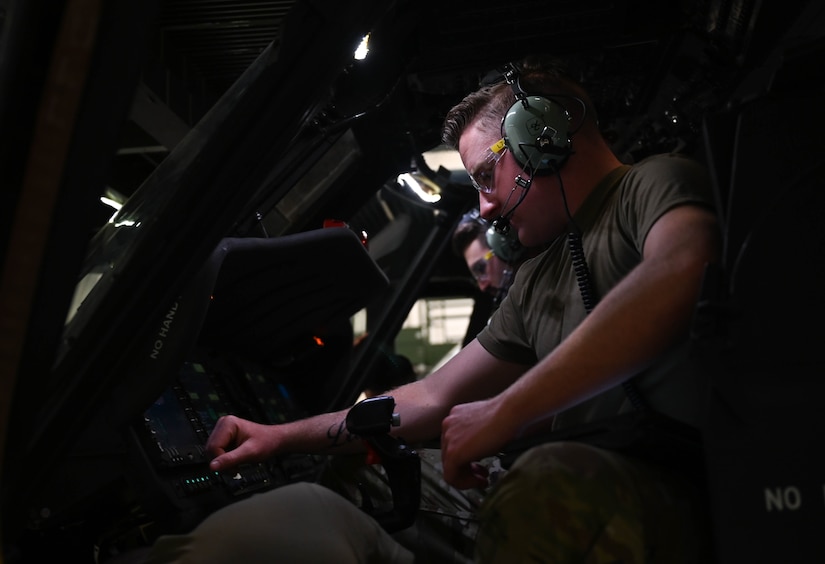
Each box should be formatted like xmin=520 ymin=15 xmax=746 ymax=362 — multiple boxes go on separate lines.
xmin=502 ymin=95 xmax=571 ymax=173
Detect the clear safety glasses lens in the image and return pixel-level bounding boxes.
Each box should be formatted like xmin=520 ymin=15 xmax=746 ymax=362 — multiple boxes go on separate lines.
xmin=470 ymin=250 xmax=495 ymax=282
xmin=468 ymin=139 xmax=507 ymax=194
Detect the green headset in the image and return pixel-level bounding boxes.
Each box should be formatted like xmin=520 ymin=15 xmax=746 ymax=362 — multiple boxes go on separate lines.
xmin=499 ymin=63 xmax=582 ymax=174
xmin=487 ymin=63 xmax=588 ymax=262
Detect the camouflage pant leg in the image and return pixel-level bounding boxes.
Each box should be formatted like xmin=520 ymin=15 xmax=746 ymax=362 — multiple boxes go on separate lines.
xmin=322 ymin=448 xmax=498 ymax=564
xmin=475 ymin=441 xmax=713 ymax=564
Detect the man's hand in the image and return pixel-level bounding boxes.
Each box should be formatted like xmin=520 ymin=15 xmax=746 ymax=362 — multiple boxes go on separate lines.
xmin=440 ymin=397 xmax=516 ymax=490
xmin=205 ymin=415 xmax=280 ymax=472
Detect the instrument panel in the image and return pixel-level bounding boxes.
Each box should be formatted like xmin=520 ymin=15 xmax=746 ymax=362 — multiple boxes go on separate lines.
xmin=127 ymin=350 xmax=328 ymax=533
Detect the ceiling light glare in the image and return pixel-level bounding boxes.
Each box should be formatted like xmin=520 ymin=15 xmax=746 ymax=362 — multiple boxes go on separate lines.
xmin=100 ymin=196 xmax=122 ymax=211
xmin=354 ymin=34 xmax=370 ymax=60
xmin=398 ymin=172 xmax=441 ymax=203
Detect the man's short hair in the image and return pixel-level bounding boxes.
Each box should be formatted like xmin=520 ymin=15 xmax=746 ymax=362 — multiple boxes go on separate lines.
xmin=441 ymin=55 xmax=595 ymax=149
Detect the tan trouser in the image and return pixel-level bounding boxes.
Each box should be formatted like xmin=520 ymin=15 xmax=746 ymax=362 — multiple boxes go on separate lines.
xmin=144 ymin=481 xmax=413 ymax=564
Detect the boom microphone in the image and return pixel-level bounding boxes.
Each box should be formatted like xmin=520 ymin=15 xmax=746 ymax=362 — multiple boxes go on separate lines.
xmin=486 ymin=220 xmax=524 ymax=263
xmin=486 ymin=174 xmax=532 ymax=262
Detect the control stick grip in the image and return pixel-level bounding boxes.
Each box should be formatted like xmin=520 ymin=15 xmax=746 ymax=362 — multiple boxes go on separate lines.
xmin=345 ymin=395 xmax=420 ymax=532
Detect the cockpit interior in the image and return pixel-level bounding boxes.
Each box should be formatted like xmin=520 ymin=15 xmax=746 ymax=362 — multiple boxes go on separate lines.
xmin=2 ymin=0 xmax=824 ymax=562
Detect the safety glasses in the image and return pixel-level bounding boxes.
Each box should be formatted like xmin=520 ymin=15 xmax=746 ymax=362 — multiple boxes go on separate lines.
xmin=470 ymin=249 xmax=495 ymax=283
xmin=468 ymin=138 xmax=507 ymax=194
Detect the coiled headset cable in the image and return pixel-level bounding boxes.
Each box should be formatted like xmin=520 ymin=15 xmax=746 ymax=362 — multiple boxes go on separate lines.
xmin=556 ymin=171 xmax=648 ymax=411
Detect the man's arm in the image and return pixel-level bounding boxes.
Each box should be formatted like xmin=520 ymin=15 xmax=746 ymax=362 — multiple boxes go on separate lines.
xmin=441 ymin=203 xmax=721 ymax=488
xmin=206 ymin=338 xmax=528 ymax=472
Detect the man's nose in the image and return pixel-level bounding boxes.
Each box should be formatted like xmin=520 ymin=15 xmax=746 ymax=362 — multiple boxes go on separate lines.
xmin=478 ymin=192 xmax=499 ymax=221
xmin=477 ymin=278 xmax=491 ymax=292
